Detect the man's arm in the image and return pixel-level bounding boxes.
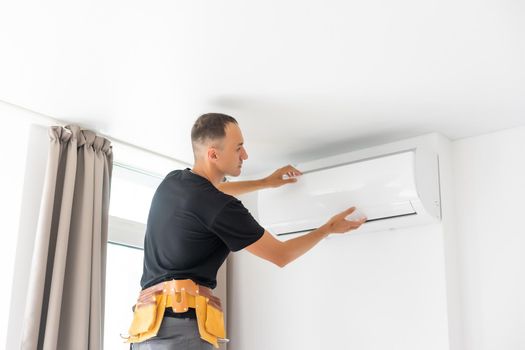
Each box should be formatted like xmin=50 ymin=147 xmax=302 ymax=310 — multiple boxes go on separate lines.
xmin=216 ymin=179 xmax=268 ymax=197
xmin=245 ymin=207 xmax=366 ymax=267
xmin=217 ymin=165 xmax=302 ymax=197
xmin=245 ymin=228 xmax=329 ymax=267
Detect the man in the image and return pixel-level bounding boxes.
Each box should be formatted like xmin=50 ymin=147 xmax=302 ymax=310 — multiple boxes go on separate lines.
xmin=128 ymin=113 xmax=366 ymax=349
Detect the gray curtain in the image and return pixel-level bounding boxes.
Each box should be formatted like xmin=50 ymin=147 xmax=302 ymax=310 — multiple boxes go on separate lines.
xmin=20 ymin=125 xmax=113 ymax=350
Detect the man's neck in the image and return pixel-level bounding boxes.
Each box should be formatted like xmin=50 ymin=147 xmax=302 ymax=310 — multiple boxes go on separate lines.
xmin=191 ymin=165 xmax=224 ymax=188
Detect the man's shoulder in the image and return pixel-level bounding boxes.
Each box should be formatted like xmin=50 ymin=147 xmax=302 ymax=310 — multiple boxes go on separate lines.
xmin=157 ymin=168 xmax=236 ymax=206
xmin=164 ymin=168 xmax=185 ymax=179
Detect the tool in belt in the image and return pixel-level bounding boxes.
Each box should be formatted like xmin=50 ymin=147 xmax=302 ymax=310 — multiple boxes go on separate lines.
xmin=124 ymin=279 xmax=228 ymax=348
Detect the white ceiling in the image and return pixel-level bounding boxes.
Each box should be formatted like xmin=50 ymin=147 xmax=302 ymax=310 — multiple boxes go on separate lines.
xmin=1 ymin=0 xmax=524 ymax=176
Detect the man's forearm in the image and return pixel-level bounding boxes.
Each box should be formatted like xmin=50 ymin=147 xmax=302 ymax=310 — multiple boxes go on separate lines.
xmin=216 ymin=179 xmax=268 ymax=196
xmin=279 ymin=225 xmax=330 ymax=267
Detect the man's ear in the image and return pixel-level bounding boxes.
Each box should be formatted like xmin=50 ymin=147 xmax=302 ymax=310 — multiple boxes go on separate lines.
xmin=207 ymin=147 xmax=218 ymax=160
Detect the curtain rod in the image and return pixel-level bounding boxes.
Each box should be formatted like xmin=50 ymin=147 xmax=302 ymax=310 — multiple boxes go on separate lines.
xmin=1 ymin=99 xmax=192 ymax=166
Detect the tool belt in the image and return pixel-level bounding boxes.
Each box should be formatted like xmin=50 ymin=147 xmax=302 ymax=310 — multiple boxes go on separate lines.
xmin=124 ymin=279 xmax=226 ymax=348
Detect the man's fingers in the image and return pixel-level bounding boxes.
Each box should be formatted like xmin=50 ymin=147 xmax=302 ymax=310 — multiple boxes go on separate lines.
xmin=289 ymin=165 xmax=302 ymax=176
xmin=351 ymin=217 xmax=367 ymax=225
xmin=280 ymin=164 xmax=302 ymax=182
xmin=282 ymin=164 xmax=302 ymax=176
xmin=343 ymin=215 xmax=367 ymax=231
xmin=346 ymin=221 xmax=364 ymax=231
xmin=343 ymin=207 xmax=356 ymax=216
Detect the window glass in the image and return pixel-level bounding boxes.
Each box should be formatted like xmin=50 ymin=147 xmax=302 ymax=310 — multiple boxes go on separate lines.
xmin=104 ymin=243 xmax=143 ymax=350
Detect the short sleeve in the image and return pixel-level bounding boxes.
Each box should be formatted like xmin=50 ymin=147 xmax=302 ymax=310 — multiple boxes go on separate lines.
xmin=211 ymin=199 xmax=265 ymax=252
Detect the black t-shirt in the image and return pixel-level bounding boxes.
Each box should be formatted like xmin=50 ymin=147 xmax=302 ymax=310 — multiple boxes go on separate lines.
xmin=140 ymin=168 xmax=265 ymax=291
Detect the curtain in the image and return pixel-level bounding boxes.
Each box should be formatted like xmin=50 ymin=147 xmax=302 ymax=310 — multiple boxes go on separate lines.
xmin=20 ymin=125 xmax=113 ymax=350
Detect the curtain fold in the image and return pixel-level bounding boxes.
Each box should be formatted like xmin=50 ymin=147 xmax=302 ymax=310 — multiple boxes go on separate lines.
xmin=20 ymin=125 xmax=113 ymax=350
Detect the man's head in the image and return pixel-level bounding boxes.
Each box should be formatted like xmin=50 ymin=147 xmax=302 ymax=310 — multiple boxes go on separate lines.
xmin=191 ymin=113 xmax=248 ymax=177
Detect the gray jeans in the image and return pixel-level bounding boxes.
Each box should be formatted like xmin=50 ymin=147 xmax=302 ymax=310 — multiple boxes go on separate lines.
xmin=131 ymin=317 xmax=213 ymax=350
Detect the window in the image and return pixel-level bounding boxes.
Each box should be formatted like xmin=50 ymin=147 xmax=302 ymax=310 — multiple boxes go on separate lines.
xmin=104 ymin=164 xmax=163 ymax=349
xmin=104 ymin=243 xmax=143 ymax=349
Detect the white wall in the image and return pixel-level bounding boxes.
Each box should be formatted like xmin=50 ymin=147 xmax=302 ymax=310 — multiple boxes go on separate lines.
xmin=6 ymin=124 xmax=48 ymax=350
xmin=0 ymin=103 xmax=49 ymax=349
xmin=453 ymin=126 xmax=525 ymax=350
xmin=0 ymin=116 xmax=31 ymax=349
xmin=229 ymin=225 xmax=450 ymax=350
xmin=228 ymin=134 xmax=452 ymax=350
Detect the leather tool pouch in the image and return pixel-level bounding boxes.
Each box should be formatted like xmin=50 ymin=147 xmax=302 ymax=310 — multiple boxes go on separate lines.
xmin=205 ymin=303 xmax=225 ymax=338
xmin=127 ymin=293 xmax=167 ymax=343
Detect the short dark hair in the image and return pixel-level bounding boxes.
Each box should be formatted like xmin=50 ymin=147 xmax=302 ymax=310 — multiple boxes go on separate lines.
xmin=191 ymin=113 xmax=238 ymax=156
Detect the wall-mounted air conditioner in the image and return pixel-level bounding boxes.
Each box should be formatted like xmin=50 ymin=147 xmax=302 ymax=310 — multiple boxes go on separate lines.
xmin=257 ymin=148 xmax=441 ymax=236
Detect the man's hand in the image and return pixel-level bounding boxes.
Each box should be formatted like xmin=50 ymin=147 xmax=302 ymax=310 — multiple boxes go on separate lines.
xmin=263 ymin=165 xmax=303 ymax=188
xmin=321 ymin=207 xmax=367 ymax=235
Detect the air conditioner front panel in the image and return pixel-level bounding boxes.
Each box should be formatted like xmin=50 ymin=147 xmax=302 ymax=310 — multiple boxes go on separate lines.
xmin=258 ymin=150 xmax=434 ymax=235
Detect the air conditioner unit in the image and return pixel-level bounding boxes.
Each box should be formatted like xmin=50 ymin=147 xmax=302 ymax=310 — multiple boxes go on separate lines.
xmin=257 ymin=148 xmax=441 ymax=236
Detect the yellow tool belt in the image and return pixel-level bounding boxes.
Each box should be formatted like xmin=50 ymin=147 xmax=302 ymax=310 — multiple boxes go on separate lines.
xmin=125 ymin=279 xmax=226 ymax=348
